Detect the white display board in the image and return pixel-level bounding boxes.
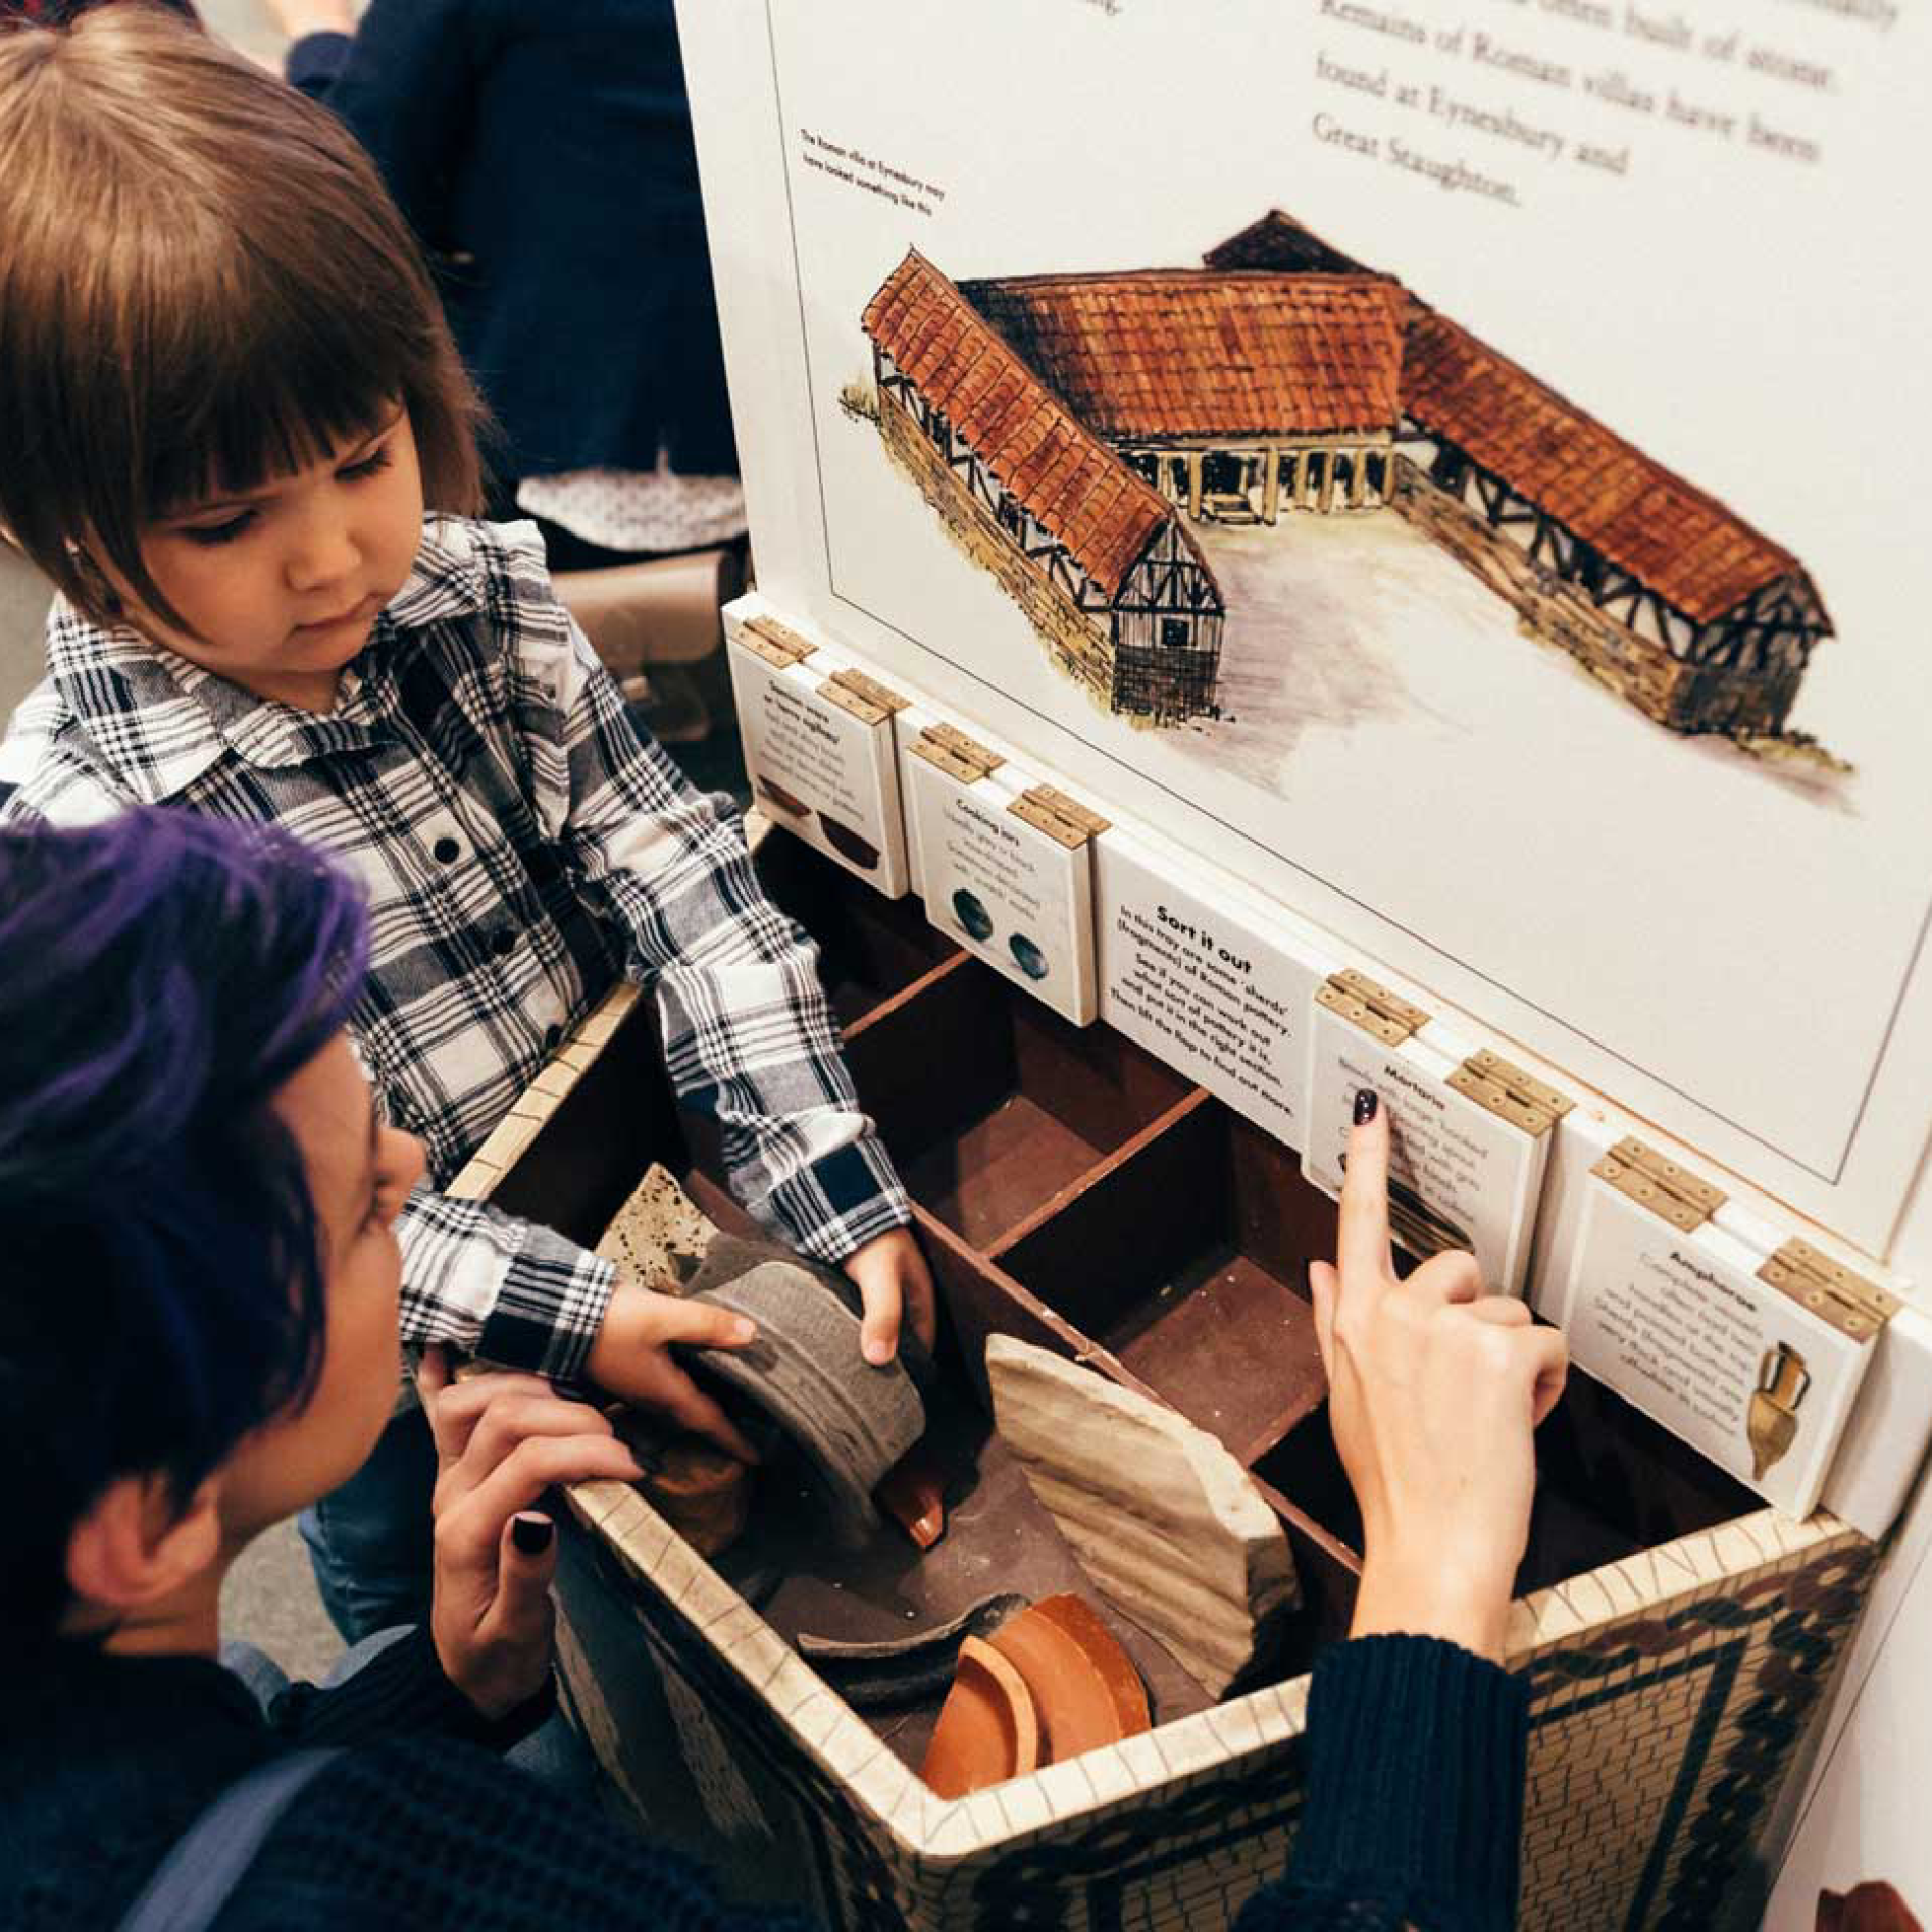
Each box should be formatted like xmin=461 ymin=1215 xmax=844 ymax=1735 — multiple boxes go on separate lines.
xmin=678 ymin=0 xmax=1932 ymax=1260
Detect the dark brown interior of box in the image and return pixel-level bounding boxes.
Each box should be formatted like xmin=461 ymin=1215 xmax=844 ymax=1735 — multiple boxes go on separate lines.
xmin=509 ymin=831 xmax=1761 ymax=1770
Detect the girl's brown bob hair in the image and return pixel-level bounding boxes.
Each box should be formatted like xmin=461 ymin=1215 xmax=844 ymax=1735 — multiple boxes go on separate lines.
xmin=0 ymin=6 xmax=485 ymax=630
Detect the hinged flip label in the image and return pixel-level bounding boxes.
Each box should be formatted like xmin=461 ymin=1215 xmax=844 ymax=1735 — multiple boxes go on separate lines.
xmin=1591 ymin=1138 xmax=1727 ymax=1233
xmin=1303 ymin=980 xmax=1551 ymax=1298
xmin=1315 ymin=968 xmax=1431 ymax=1048
xmin=1759 ymin=1238 xmax=1897 ymax=1342
xmin=1563 ymin=1173 xmax=1878 ymax=1519
xmin=724 ymin=607 xmax=910 ymax=898
xmin=1448 ymin=1050 xmax=1574 ymax=1139
xmin=902 ymin=732 xmax=1097 ymax=1025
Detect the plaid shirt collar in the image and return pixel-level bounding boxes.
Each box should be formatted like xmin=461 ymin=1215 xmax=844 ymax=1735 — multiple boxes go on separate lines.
xmin=44 ymin=522 xmax=493 ymax=804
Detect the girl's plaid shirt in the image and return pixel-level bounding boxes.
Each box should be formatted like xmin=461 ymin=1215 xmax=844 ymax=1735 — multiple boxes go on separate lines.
xmin=0 ymin=517 xmax=910 ymax=1378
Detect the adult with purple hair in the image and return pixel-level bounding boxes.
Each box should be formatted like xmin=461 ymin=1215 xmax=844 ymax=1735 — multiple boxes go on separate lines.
xmin=0 ymin=808 xmax=812 ymax=1930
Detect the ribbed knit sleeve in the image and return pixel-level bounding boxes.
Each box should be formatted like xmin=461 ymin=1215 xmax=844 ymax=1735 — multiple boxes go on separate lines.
xmin=261 ymin=1624 xmax=553 ymax=1753
xmin=1236 ymin=1635 xmax=1528 ymax=1932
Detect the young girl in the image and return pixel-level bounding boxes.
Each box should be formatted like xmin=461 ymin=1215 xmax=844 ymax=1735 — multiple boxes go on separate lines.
xmin=0 ymin=6 xmax=932 ymax=1640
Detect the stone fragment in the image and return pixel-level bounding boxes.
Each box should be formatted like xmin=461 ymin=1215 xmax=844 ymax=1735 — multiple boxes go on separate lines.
xmin=986 ymin=1334 xmax=1297 ymax=1695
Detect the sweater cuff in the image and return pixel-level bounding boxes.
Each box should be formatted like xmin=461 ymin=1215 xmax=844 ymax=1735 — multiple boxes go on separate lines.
xmin=265 ymin=1624 xmax=556 ymax=1753
xmin=477 ymin=1222 xmax=617 ymax=1383
xmin=765 ymin=1135 xmax=914 ymax=1266
xmin=283 ymin=31 xmax=351 ymax=97
xmin=1292 ymin=1635 xmax=1527 ymax=1932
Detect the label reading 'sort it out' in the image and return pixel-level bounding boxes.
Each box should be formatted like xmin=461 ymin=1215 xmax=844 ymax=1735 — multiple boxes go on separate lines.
xmin=1097 ymin=834 xmax=1322 ymax=1150
xmin=903 ymin=751 xmax=1095 ymax=1024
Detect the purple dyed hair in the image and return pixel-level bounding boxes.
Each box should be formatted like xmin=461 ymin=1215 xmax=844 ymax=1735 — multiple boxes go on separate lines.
xmin=0 ymin=808 xmax=369 ymax=1648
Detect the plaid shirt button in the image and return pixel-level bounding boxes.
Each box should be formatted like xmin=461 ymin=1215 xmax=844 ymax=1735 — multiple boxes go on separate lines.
xmin=433 ymin=835 xmax=462 ymax=864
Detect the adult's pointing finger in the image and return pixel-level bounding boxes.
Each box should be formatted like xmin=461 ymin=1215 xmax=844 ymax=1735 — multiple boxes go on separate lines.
xmin=1337 ymin=1089 xmax=1395 ymax=1292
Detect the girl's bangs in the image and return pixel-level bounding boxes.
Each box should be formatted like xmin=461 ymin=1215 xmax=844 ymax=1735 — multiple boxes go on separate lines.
xmin=146 ymin=288 xmax=410 ymax=516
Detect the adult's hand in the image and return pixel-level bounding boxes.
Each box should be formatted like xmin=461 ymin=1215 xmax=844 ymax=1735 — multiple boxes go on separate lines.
xmin=417 ymin=1349 xmax=642 ymax=1721
xmin=843 ymin=1226 xmax=937 ymax=1367
xmin=583 ymin=1275 xmax=761 ymax=1463
xmin=1309 ymin=1093 xmax=1567 ymax=1664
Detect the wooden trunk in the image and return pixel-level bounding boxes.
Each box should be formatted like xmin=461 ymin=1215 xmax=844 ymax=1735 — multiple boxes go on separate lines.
xmin=453 ymin=827 xmax=1877 ymax=1932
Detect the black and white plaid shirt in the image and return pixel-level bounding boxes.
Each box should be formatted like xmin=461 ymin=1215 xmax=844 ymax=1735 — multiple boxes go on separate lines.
xmin=0 ymin=517 xmax=910 ymax=1378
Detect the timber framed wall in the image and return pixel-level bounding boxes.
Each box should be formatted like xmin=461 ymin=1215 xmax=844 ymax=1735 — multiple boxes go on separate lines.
xmin=863 ymin=251 xmax=1226 ymax=724
xmin=876 ymin=393 xmax=1120 ymax=707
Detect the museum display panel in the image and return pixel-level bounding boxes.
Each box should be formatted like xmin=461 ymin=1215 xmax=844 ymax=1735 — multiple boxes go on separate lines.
xmin=677 ymin=0 xmax=1932 ymax=1255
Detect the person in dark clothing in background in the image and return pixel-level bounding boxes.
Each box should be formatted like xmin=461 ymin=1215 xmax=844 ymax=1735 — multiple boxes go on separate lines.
xmin=0 ymin=811 xmax=1561 ymax=1932
xmin=267 ymin=0 xmax=746 ymax=570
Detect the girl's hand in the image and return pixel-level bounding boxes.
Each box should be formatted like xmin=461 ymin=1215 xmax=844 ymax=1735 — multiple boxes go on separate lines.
xmin=583 ymin=1277 xmax=761 ymax=1462
xmin=416 ymin=1350 xmax=642 ymax=1721
xmin=1309 ymin=1095 xmax=1568 ymax=1664
xmin=843 ymin=1226 xmax=937 ymax=1367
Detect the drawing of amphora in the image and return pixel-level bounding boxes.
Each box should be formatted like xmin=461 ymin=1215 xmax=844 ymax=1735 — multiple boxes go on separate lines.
xmin=1747 ymin=1342 xmax=1811 ymax=1479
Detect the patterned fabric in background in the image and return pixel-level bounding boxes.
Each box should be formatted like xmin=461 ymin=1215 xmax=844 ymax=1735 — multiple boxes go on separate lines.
xmin=518 ymin=460 xmax=748 ymax=556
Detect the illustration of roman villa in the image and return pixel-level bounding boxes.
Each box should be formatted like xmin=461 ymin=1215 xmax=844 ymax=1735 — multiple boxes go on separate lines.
xmin=857 ymin=211 xmax=1832 ymax=737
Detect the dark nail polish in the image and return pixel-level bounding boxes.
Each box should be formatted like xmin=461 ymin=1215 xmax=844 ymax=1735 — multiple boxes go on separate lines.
xmin=511 ymin=1512 xmax=554 ymax=1556
xmin=1354 ymin=1088 xmax=1378 ymax=1125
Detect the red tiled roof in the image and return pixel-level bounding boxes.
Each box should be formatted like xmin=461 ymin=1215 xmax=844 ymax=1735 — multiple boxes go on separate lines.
xmin=1401 ymin=310 xmax=1801 ymax=625
xmin=861 ymin=250 xmax=1176 ymax=599
xmin=959 ymin=271 xmax=1406 ymax=442
xmin=1204 ymin=210 xmax=1377 ymax=276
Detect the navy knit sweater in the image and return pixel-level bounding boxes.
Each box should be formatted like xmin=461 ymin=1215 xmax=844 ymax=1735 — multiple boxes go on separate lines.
xmin=284 ymin=0 xmax=740 ymax=489
xmin=0 ymin=1631 xmax=1523 ymax=1929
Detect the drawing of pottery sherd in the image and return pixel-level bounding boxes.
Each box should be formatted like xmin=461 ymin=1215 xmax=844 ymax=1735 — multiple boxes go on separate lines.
xmin=857 ymin=212 xmax=1835 ymax=745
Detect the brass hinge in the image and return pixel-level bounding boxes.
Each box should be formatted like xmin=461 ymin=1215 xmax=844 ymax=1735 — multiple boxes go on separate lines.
xmin=1008 ymin=783 xmax=1111 ymax=850
xmin=824 ymin=667 xmax=909 ymax=719
xmin=740 ymin=615 xmax=817 ymax=669
xmin=1591 ymin=1137 xmax=1726 ymax=1233
xmin=820 ymin=679 xmax=888 ymax=725
xmin=1448 ymin=1050 xmax=1574 ymax=1139
xmin=1315 ymin=968 xmax=1432 ymax=1048
xmin=908 ymin=721 xmax=1003 ymax=783
xmin=1759 ymin=1237 xmax=1898 ymax=1343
